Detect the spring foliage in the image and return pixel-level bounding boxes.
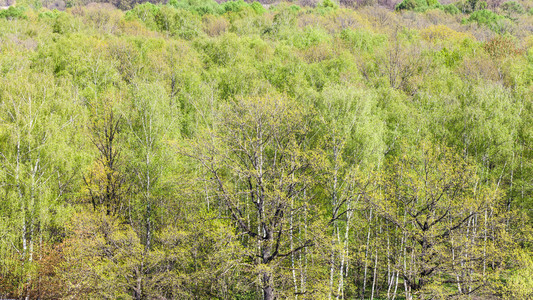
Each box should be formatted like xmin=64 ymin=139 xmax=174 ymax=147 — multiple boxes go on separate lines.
xmin=0 ymin=0 xmax=532 ymax=299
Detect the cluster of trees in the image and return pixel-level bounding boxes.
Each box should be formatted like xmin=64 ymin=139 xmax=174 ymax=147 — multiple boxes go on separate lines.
xmin=0 ymin=0 xmax=532 ymax=299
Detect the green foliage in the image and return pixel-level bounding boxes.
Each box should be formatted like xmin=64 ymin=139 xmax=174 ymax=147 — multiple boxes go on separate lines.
xmin=456 ymin=0 xmax=488 ymax=13
xmin=0 ymin=5 xmax=26 ymax=19
xmin=0 ymin=68 xmax=85 ymax=298
xmin=395 ymin=0 xmax=463 ymax=14
xmin=442 ymin=3 xmax=460 ymax=14
xmin=396 ymin=0 xmax=420 ymax=10
xmin=223 ymin=0 xmax=249 ymax=13
xmin=169 ymin=0 xmax=224 ymax=16
xmin=250 ymin=1 xmax=265 ymax=14
xmin=371 ymin=141 xmax=509 ymax=297
xmin=37 ymin=9 xmax=62 ymax=19
xmin=37 ymin=9 xmax=72 ymax=34
xmin=340 ymin=28 xmax=387 ymax=53
xmin=124 ymin=2 xmax=160 ymax=30
xmin=154 ymin=6 xmax=202 ymax=39
xmin=439 ymin=47 xmax=462 ymax=67
xmin=60 ymin=212 xmax=144 ymax=298
xmin=503 ymin=250 xmax=533 ymax=298
xmin=462 ymin=9 xmax=506 ymax=32
xmin=0 ymin=0 xmax=532 ymax=299
xmin=317 ymin=0 xmax=338 ymax=11
xmin=501 ymin=1 xmax=524 ymax=14
xmin=396 ymin=0 xmax=441 ymax=11
xmin=291 ymin=26 xmax=331 ymax=49
xmin=52 ymin=12 xmax=72 ymax=34
xmin=166 ymin=0 xmax=265 ymax=16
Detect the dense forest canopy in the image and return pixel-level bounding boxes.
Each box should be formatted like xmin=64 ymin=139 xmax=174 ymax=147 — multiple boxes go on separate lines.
xmin=0 ymin=0 xmax=532 ymax=298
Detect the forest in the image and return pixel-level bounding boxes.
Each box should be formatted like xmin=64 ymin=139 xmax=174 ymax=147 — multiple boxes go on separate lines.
xmin=0 ymin=0 xmax=532 ymax=298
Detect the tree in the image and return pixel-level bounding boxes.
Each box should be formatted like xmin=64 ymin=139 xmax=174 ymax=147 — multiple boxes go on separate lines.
xmin=369 ymin=142 xmax=509 ymax=298
xmin=120 ymin=81 xmax=177 ymax=299
xmin=0 ymin=69 xmax=82 ymax=299
xmin=316 ymin=85 xmax=385 ymax=299
xmin=58 ymin=211 xmax=144 ymax=299
xmin=185 ymin=95 xmax=326 ymax=300
xmin=83 ymin=109 xmax=129 ymax=216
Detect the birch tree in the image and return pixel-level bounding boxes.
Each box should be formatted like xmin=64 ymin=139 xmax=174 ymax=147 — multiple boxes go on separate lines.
xmin=121 ymin=81 xmax=176 ymax=299
xmin=370 ymin=141 xmax=509 ymax=298
xmin=0 ymin=70 xmax=80 ymax=298
xmin=185 ymin=95 xmax=326 ymax=300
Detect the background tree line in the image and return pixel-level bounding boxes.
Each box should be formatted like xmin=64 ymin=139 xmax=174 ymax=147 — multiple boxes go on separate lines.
xmin=0 ymin=0 xmax=532 ymax=298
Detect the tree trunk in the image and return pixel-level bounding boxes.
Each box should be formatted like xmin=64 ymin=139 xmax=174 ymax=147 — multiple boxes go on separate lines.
xmin=371 ymin=223 xmax=381 ymax=300
xmin=290 ymin=195 xmax=298 ymax=297
xmin=362 ymin=207 xmax=373 ymax=300
xmin=329 ymin=143 xmax=339 ymax=300
xmin=263 ymin=273 xmax=274 ymax=300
